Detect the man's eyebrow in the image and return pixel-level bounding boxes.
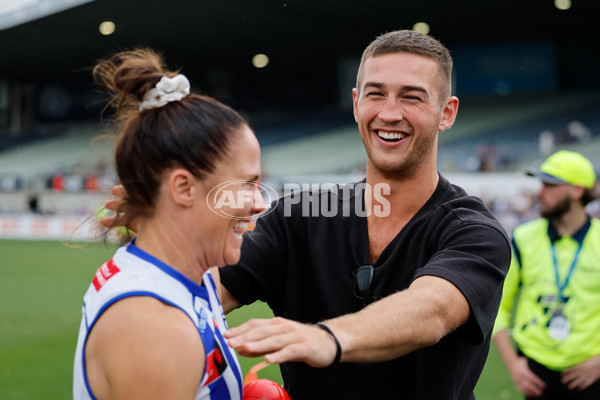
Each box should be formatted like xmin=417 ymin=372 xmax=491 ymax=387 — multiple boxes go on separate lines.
xmin=363 ymin=81 xmax=384 ymax=89
xmin=362 ymin=82 xmax=429 ymax=95
xmin=400 ymin=85 xmax=429 ymax=95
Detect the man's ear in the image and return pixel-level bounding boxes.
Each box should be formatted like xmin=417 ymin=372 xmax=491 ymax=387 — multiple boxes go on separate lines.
xmin=438 ymin=96 xmax=459 ymax=133
xmin=352 ymin=88 xmax=359 ymax=123
xmin=167 ymin=168 xmax=196 ymax=208
xmin=571 ymin=185 xmax=585 ymax=202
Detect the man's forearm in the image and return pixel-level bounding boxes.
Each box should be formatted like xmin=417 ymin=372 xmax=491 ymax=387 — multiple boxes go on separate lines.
xmin=493 ymin=329 xmax=519 ymax=368
xmin=324 ymin=275 xmax=470 ymax=363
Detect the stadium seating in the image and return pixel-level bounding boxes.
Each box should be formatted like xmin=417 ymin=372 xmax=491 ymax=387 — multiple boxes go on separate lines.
xmin=0 ymin=124 xmax=114 ymax=183
xmin=1 ymin=89 xmax=599 ymax=215
xmin=260 ymin=90 xmax=600 ymax=177
xmin=438 ymin=90 xmax=600 ymax=173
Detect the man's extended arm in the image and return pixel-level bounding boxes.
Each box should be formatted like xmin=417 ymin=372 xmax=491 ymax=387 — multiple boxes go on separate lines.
xmin=225 ymin=275 xmax=468 ymax=366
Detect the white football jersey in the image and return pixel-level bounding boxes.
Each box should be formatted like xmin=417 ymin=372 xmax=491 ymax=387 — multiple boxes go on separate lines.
xmin=73 ymin=241 xmax=243 ymax=400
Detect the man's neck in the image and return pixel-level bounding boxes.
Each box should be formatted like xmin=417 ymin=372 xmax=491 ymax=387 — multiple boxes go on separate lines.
xmin=550 ymin=206 xmax=588 ymax=237
xmin=363 ymin=164 xmax=439 ymax=264
xmin=365 ymin=163 xmax=439 ymax=221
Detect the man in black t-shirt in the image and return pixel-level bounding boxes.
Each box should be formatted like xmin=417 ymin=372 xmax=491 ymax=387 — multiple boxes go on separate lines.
xmin=221 ymin=30 xmax=511 ymax=399
xmin=103 ymin=30 xmax=511 ymax=399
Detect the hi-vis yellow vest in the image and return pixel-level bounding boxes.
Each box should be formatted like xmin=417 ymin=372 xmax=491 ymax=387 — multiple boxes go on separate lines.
xmin=494 ymin=218 xmax=600 ymax=370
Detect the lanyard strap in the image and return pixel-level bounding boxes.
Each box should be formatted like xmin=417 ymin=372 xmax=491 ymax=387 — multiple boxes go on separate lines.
xmin=550 ymin=241 xmax=583 ymax=300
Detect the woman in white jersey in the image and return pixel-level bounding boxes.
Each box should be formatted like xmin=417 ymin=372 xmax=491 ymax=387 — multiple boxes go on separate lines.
xmin=73 ymin=48 xmax=264 ymax=400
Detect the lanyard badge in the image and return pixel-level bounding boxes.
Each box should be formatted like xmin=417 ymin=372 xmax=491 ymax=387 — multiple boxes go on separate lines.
xmin=548 ymin=313 xmax=570 ymax=340
xmin=547 ymin=242 xmax=583 ymax=340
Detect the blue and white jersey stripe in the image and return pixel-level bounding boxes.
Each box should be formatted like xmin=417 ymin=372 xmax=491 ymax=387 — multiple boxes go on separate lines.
xmin=73 ymin=241 xmax=243 ymax=400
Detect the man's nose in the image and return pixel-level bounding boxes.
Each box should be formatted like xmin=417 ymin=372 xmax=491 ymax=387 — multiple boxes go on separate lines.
xmin=378 ymin=98 xmax=404 ymax=122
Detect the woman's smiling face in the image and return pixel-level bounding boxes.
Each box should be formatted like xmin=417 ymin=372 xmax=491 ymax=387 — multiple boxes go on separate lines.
xmin=199 ymin=125 xmax=264 ymax=267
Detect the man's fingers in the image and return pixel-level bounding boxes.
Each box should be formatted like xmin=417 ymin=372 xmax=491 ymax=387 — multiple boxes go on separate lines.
xmin=529 ymin=372 xmax=546 ymax=388
xmin=105 ymin=199 xmax=120 ymax=212
xmin=512 ymin=360 xmax=545 ymax=398
xmin=527 ymin=381 xmax=544 ymax=397
xmin=518 ymin=378 xmax=543 ymax=398
xmin=226 ymin=318 xmax=338 ymax=368
xmin=227 ymin=318 xmax=288 ymax=338
xmin=112 ymin=184 xmax=126 ymax=197
xmin=233 ymin=333 xmax=293 ymax=358
xmin=527 ymin=373 xmax=546 ymax=396
xmin=99 ymin=216 xmax=115 ymax=228
xmin=562 ymin=370 xmax=592 ymax=391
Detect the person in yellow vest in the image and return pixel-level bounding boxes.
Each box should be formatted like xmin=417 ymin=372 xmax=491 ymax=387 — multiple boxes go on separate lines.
xmin=494 ymin=150 xmax=600 ymax=399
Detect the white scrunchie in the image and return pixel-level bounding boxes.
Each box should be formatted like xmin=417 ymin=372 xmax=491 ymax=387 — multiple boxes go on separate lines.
xmin=139 ymin=74 xmax=191 ymax=111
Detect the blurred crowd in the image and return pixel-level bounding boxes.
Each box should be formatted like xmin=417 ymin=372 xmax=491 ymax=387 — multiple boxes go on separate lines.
xmin=486 ymin=189 xmax=600 ymax=235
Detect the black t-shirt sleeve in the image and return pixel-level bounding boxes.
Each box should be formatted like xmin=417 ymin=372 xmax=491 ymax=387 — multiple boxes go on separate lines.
xmin=413 ymin=206 xmax=511 ymax=344
xmin=219 ymin=203 xmax=289 ymax=307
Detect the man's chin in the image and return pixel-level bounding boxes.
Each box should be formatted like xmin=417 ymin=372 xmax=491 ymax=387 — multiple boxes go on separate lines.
xmin=541 ymin=208 xmax=568 ymax=220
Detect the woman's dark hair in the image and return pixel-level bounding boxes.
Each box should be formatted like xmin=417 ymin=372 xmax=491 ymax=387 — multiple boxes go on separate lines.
xmin=93 ymin=48 xmax=247 ymax=233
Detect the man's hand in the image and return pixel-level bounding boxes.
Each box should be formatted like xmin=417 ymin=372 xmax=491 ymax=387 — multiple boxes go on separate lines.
xmin=224 ymin=317 xmax=339 ymax=367
xmin=506 ymin=356 xmax=546 ymax=397
xmin=561 ymin=354 xmax=600 ymax=391
xmin=99 ymin=185 xmax=130 ymax=229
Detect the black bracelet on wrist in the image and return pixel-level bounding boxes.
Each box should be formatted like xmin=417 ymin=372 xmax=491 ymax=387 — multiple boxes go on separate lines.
xmin=315 ymin=323 xmax=342 ymax=366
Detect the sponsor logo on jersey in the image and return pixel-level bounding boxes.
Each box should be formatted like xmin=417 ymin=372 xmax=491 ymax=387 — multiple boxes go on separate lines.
xmin=204 ymin=340 xmax=228 ymax=386
xmin=92 ymin=258 xmax=121 ymax=291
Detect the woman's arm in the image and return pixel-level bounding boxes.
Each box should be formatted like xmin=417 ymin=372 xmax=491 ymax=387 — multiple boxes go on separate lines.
xmin=85 ymin=296 xmax=204 ymax=399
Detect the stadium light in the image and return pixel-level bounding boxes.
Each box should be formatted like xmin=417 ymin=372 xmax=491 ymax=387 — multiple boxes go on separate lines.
xmin=412 ymin=22 xmax=430 ymax=35
xmin=554 ymin=0 xmax=571 ymax=10
xmin=252 ymin=54 xmax=269 ymax=69
xmin=99 ymin=20 xmax=115 ymax=35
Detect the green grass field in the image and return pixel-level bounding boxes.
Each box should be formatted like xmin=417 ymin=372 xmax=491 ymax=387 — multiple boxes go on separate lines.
xmin=0 ymin=239 xmax=522 ymax=399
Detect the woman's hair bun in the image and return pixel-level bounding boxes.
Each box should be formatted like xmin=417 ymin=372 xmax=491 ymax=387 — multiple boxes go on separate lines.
xmin=93 ymin=48 xmax=173 ymax=116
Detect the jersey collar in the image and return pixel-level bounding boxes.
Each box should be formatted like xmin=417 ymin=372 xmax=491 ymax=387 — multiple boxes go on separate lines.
xmin=547 ymin=217 xmax=591 ymax=244
xmin=125 ymin=237 xmax=208 ymax=298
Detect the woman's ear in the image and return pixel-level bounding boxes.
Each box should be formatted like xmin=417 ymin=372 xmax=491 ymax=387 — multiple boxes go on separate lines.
xmin=167 ymin=168 xmax=196 ymax=208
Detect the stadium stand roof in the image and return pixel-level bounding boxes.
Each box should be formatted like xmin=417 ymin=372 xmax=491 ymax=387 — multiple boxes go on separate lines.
xmin=1 ymin=0 xmax=599 ymax=111
xmin=1 ymin=0 xmax=600 ymax=184
xmin=0 ymin=0 xmax=598 ymax=76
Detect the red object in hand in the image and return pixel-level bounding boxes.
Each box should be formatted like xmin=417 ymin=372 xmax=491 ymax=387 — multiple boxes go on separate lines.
xmin=243 ymin=379 xmax=291 ymax=400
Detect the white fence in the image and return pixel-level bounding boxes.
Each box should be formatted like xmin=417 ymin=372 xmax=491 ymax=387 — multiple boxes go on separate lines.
xmin=0 ymin=214 xmax=103 ymax=241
